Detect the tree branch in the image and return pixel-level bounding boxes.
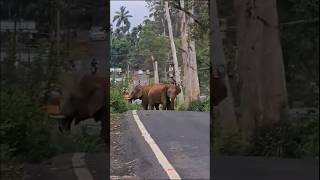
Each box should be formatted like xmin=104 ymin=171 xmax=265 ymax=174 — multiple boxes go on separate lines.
xmin=280 ymin=18 xmax=319 ymax=26
xmin=171 ymin=3 xmax=206 ymax=29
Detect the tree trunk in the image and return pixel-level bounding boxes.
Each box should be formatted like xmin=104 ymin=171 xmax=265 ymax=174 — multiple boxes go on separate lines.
xmin=188 ymin=3 xmax=200 ymax=102
xmin=180 ymin=0 xmax=200 ymax=104
xmin=151 ymin=55 xmax=159 ymax=84
xmin=234 ymin=0 xmax=288 ymax=132
xmin=164 ymin=1 xmax=184 ymax=102
xmin=161 ymin=18 xmax=166 ymax=36
xmin=210 ymin=0 xmax=237 ymax=129
xmin=180 ymin=0 xmax=189 ymax=102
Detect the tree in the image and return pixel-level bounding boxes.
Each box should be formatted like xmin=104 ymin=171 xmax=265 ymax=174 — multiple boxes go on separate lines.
xmin=136 ymin=22 xmax=169 ymax=83
xmin=164 ymin=1 xmax=184 ymax=102
xmin=179 ymin=0 xmax=200 ymax=104
xmin=112 ymin=6 xmax=133 ymax=34
xmin=211 ymin=0 xmax=237 ymax=129
xmin=146 ymin=1 xmax=167 ymax=35
xmin=234 ymin=0 xmax=288 ymax=132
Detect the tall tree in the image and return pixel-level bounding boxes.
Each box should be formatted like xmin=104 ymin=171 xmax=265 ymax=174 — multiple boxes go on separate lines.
xmin=234 ymin=0 xmax=288 ymax=132
xmin=164 ymin=1 xmax=184 ymax=102
xmin=180 ymin=0 xmax=200 ymax=104
xmin=211 ymin=0 xmax=237 ymax=129
xmin=112 ymin=6 xmax=133 ymax=34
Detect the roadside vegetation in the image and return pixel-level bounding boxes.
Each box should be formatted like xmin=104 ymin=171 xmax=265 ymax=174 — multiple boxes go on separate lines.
xmin=213 ymin=113 xmax=319 ymax=158
xmin=110 ymin=81 xmax=142 ymax=113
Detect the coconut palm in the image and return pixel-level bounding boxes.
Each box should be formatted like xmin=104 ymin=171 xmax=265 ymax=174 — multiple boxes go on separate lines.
xmin=112 ymin=6 xmax=133 ymax=34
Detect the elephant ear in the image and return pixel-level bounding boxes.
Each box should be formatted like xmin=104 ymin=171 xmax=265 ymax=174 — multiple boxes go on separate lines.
xmin=87 ymin=87 xmax=105 ymax=116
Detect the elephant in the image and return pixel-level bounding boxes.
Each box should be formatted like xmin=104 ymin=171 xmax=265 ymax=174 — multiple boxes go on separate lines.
xmin=148 ymin=84 xmax=181 ymax=110
xmin=129 ymin=84 xmax=155 ymax=110
xmin=212 ymin=67 xmax=227 ymax=106
xmin=58 ymin=74 xmax=107 ymax=141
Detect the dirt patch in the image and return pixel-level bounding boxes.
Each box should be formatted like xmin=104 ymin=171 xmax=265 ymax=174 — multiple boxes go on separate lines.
xmin=110 ymin=113 xmax=137 ymax=178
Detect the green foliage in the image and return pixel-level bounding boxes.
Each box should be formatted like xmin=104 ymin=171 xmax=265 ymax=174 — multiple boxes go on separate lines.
xmin=111 ymin=37 xmax=131 ymax=69
xmin=113 ymin=6 xmax=133 ymax=34
xmin=110 ymin=82 xmax=142 ymax=113
xmin=111 ymin=85 xmax=129 ymax=113
xmin=0 ymin=144 xmax=23 ymax=180
xmin=178 ymin=97 xmax=210 ymax=112
xmin=0 ymin=90 xmax=55 ymax=162
xmin=277 ymin=0 xmax=319 ymax=107
xmin=213 ymin=130 xmax=247 ymax=156
xmin=213 ymin=114 xmax=319 ymax=158
xmin=249 ymin=115 xmax=319 ymax=158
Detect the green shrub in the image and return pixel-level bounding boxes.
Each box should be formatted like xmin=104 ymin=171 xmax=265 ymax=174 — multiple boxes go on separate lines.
xmin=178 ymin=97 xmax=210 ymax=112
xmin=0 ymin=90 xmax=54 ymax=163
xmin=0 ymin=144 xmax=23 ymax=180
xmin=213 ymin=113 xmax=319 ymax=158
xmin=110 ymin=82 xmax=143 ymax=112
xmin=110 ymin=86 xmax=128 ymax=113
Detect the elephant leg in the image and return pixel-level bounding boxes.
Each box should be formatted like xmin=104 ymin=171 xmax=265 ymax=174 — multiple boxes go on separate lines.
xmin=155 ymin=104 xmax=160 ymax=110
xmin=143 ymin=103 xmax=148 ymax=110
xmin=94 ymin=108 xmax=107 ymax=144
xmin=142 ymin=97 xmax=149 ymax=110
xmin=149 ymin=102 xmax=155 ymax=110
xmin=166 ymin=98 xmax=171 ymax=110
xmin=161 ymin=95 xmax=168 ymax=110
xmin=170 ymin=99 xmax=175 ymax=110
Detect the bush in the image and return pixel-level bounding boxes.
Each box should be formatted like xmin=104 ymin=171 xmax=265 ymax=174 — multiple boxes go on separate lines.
xmin=249 ymin=114 xmax=319 ymax=158
xmin=213 ymin=113 xmax=319 ymax=158
xmin=178 ymin=97 xmax=210 ymax=112
xmin=0 ymin=144 xmax=23 ymax=180
xmin=0 ymin=89 xmax=56 ymax=179
xmin=0 ymin=90 xmax=54 ymax=163
xmin=110 ymin=85 xmax=128 ymax=113
xmin=110 ymin=82 xmax=143 ymax=113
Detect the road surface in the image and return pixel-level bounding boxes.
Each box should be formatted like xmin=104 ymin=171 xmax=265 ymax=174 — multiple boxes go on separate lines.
xmin=121 ymin=110 xmax=210 ymax=179
xmin=119 ymin=110 xmax=318 ymax=180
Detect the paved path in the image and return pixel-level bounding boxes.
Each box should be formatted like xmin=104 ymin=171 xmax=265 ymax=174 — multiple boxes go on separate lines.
xmin=120 ymin=110 xmax=318 ymax=180
xmin=121 ymin=110 xmax=210 ymax=179
xmin=213 ymin=156 xmax=318 ymax=180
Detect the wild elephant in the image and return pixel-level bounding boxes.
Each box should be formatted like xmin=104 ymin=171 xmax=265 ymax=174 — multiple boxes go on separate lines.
xmin=58 ymin=74 xmax=107 ymax=141
xmin=212 ymin=67 xmax=227 ymax=106
xmin=129 ymin=84 xmax=155 ymax=110
xmin=148 ymin=84 xmax=181 ymax=110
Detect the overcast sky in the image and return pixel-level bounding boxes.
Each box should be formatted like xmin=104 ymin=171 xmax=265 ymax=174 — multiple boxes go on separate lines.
xmin=110 ymin=1 xmax=151 ymax=31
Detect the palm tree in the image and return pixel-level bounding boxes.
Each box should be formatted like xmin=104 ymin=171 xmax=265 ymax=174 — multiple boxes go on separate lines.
xmin=112 ymin=6 xmax=133 ymax=34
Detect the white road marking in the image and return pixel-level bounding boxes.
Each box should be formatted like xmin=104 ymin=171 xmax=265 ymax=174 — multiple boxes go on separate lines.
xmin=132 ymin=110 xmax=181 ymax=180
xmin=72 ymin=153 xmax=94 ymax=180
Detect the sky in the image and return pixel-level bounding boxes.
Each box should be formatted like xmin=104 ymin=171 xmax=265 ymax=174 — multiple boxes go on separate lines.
xmin=110 ymin=1 xmax=152 ymax=31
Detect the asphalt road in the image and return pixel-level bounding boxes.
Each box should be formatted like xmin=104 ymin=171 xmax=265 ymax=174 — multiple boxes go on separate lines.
xmin=121 ymin=110 xmax=210 ymax=179
xmin=121 ymin=110 xmax=319 ymax=180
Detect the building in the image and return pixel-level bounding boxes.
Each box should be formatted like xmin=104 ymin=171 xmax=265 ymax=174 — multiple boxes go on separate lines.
xmin=132 ymin=70 xmax=148 ymax=86
xmin=0 ymin=20 xmax=41 ymax=63
xmin=110 ymin=68 xmax=123 ymax=82
xmin=0 ymin=20 xmax=38 ymax=33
